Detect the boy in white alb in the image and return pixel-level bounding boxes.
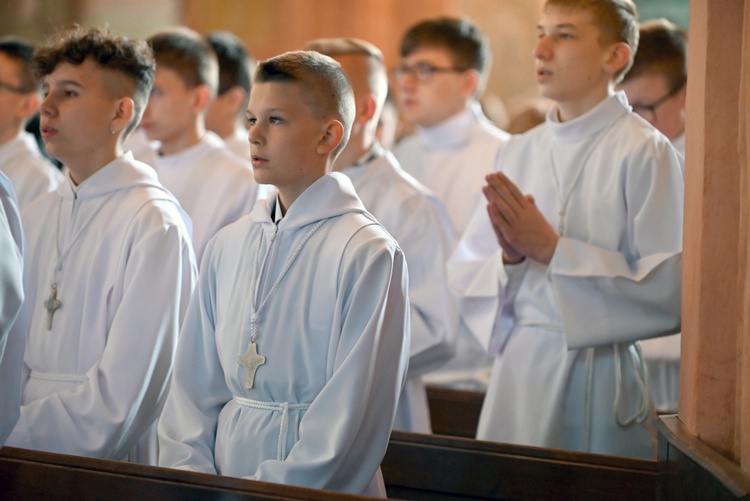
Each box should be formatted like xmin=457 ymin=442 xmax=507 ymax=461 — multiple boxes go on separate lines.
xmin=0 ymin=37 xmax=62 ymax=208
xmin=392 ymin=17 xmax=510 ymax=390
xmin=305 ymin=37 xmax=457 ymax=433
xmin=140 ymin=28 xmax=259 ymax=262
xmin=618 ymin=18 xmax=688 ymax=415
xmin=449 ymin=0 xmax=683 ymax=458
xmin=0 ymin=172 xmax=24 ymax=445
xmin=205 ymin=30 xmax=255 ymax=160
xmin=158 ymin=51 xmax=410 ymax=497
xmin=5 ymin=27 xmax=197 ymax=464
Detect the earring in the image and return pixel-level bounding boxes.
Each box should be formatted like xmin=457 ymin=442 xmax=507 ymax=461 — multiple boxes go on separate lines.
xmin=110 ymin=125 xmax=116 ymax=135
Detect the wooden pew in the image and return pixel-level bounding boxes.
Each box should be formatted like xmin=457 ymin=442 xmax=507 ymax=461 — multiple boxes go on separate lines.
xmin=0 ymin=446 xmax=368 ymax=500
xmin=381 ymin=431 xmax=658 ymax=501
xmin=426 ymin=385 xmax=484 ymax=438
xmin=656 ymin=415 xmax=750 ymax=501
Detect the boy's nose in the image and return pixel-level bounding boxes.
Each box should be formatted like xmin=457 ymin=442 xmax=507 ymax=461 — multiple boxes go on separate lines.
xmin=533 ymin=37 xmax=551 ymax=60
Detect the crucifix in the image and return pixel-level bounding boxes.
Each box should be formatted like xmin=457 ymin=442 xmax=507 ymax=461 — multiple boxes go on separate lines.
xmin=237 ymin=341 xmax=266 ymax=389
xmin=45 ymin=285 xmax=62 ymax=330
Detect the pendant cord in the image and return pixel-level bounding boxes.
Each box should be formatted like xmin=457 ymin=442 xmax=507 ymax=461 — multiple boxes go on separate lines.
xmin=549 ymin=116 xmax=623 ymax=236
xmin=248 ymin=218 xmax=327 ymax=343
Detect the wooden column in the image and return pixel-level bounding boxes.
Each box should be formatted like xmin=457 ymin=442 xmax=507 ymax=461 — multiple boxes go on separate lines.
xmin=738 ymin=0 xmax=750 ymax=473
xmin=681 ymin=0 xmax=749 ymax=474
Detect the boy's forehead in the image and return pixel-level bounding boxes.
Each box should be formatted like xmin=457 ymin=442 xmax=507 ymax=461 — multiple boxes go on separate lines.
xmin=540 ymin=4 xmax=597 ymax=29
xmin=249 ymin=80 xmax=303 ymax=106
xmin=402 ymin=45 xmax=453 ymax=63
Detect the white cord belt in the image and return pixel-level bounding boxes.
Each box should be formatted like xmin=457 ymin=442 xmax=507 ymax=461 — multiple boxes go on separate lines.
xmin=233 ymin=396 xmax=311 ymax=461
xmin=514 ymin=322 xmax=650 ymax=450
xmin=29 ymin=370 xmax=85 ymax=383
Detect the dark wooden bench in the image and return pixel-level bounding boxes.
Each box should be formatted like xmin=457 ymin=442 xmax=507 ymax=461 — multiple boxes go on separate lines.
xmin=426 ymin=385 xmax=485 ymax=438
xmin=381 ymin=431 xmax=658 ymax=500
xmin=0 ymin=446 xmax=368 ymax=500
xmin=656 ymin=415 xmax=750 ymax=500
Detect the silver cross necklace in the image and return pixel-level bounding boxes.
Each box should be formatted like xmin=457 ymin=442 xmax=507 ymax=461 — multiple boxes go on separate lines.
xmin=237 ymin=217 xmax=327 ymax=389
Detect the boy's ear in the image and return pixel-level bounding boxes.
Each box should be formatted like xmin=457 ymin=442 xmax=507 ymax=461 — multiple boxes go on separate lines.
xmin=112 ymin=97 xmax=135 ymax=135
xmin=16 ymin=92 xmax=40 ymax=122
xmin=192 ymin=84 xmax=213 ymax=113
xmin=358 ymin=94 xmax=378 ymax=124
xmin=223 ymin=86 xmax=248 ymax=113
xmin=461 ymin=69 xmax=481 ymax=99
xmin=604 ymin=42 xmax=632 ymax=78
xmin=316 ymin=119 xmax=345 ymax=155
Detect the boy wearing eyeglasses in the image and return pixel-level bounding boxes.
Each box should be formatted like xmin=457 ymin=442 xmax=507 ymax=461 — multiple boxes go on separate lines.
xmin=392 ymin=17 xmax=509 ymax=391
xmin=618 ymin=19 xmax=687 ymax=157
xmin=0 ymin=37 xmax=62 ymax=208
xmin=617 ymin=18 xmax=687 ymax=417
xmin=449 ymin=0 xmax=683 ymax=458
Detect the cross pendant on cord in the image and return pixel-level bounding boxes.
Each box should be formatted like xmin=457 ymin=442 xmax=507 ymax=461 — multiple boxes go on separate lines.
xmin=237 ymin=341 xmax=266 ymax=389
xmin=45 ymin=285 xmax=62 ymax=330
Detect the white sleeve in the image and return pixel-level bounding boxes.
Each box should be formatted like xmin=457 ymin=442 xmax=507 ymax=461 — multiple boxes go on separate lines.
xmin=0 ymin=182 xmax=25 ymax=445
xmin=157 ymin=238 xmax=232 ymax=473
xmin=7 ymin=208 xmax=196 ymax=458
xmin=446 ymin=200 xmax=527 ymax=356
xmin=250 ymin=232 xmax=410 ymax=494
xmin=551 ymin=142 xmax=683 ymax=349
xmin=397 ymin=193 xmax=458 ymax=375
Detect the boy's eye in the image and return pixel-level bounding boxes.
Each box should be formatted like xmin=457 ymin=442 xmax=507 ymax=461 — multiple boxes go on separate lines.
xmin=269 ymin=116 xmax=282 ymax=124
xmin=64 ymin=90 xmax=78 ymax=97
xmin=246 ymin=117 xmax=257 ymax=126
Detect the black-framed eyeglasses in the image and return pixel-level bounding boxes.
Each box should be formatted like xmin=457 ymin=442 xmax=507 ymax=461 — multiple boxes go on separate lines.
xmin=390 ymin=62 xmax=469 ymax=84
xmin=0 ymin=79 xmax=32 ymax=94
xmin=630 ymin=79 xmax=686 ymax=122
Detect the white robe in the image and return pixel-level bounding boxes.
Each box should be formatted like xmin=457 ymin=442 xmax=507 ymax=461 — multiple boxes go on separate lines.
xmin=342 ymin=147 xmax=457 ymax=433
xmin=158 ymin=173 xmax=410 ymax=497
xmin=394 ymin=103 xmax=509 ymax=390
xmin=449 ymin=92 xmax=683 ymax=459
xmin=5 ymin=153 xmax=197 ymax=464
xmin=0 ymin=173 xmax=25 ymax=445
xmin=640 ymin=131 xmax=685 ymax=414
xmin=0 ymin=132 xmax=63 ymax=208
xmin=145 ymin=131 xmax=259 ymax=263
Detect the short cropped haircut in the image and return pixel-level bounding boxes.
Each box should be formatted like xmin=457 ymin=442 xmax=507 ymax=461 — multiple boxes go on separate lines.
xmin=545 ymin=0 xmax=639 ymax=82
xmin=254 ymin=50 xmax=355 ymax=157
xmin=621 ymin=19 xmax=687 ymax=92
xmin=400 ymin=17 xmax=490 ymax=93
xmin=206 ymin=30 xmax=254 ymax=103
xmin=304 ymin=38 xmax=388 ymax=119
xmin=33 ymin=26 xmax=155 ymax=136
xmin=148 ymin=27 xmax=218 ymax=96
xmin=0 ymin=36 xmax=38 ymax=92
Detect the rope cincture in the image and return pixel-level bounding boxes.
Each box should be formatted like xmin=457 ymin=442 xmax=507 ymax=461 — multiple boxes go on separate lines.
xmin=233 ymin=396 xmax=311 ymax=461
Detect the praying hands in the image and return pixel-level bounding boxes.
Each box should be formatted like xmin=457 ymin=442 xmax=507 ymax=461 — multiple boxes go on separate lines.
xmin=483 ymin=172 xmax=559 ymax=265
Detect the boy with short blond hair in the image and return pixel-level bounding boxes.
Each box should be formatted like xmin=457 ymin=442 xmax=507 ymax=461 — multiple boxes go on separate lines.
xmin=449 ymin=0 xmax=683 ymax=458
xmin=141 ymin=27 xmax=259 ymax=262
xmin=5 ymin=26 xmax=196 ymax=464
xmin=158 ymin=50 xmax=410 ymax=497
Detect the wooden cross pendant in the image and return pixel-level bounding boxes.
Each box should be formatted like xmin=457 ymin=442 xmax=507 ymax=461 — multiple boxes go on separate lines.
xmin=237 ymin=341 xmax=266 ymax=389
xmin=45 ymin=285 xmax=62 ymax=330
